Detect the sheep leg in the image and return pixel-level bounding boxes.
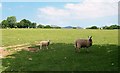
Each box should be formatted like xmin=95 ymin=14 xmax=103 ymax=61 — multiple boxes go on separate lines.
xmin=75 ymin=47 xmax=77 ymax=52
xmin=77 ymin=48 xmax=80 ymax=52
xmin=74 ymin=46 xmax=79 ymax=53
xmin=76 ymin=44 xmax=80 ymax=52
xmin=75 ymin=43 xmax=80 ymax=53
xmin=86 ymin=47 xmax=89 ymax=53
xmin=74 ymin=44 xmax=77 ymax=52
xmin=75 ymin=46 xmax=80 ymax=53
xmin=46 ymin=46 xmax=48 ymax=49
xmin=40 ymin=45 xmax=42 ymax=50
xmin=75 ymin=47 xmax=80 ymax=53
xmin=39 ymin=45 xmax=40 ymax=49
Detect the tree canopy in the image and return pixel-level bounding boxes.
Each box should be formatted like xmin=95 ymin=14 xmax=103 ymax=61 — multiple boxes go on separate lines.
xmin=86 ymin=26 xmax=99 ymax=29
xmin=1 ymin=16 xmax=36 ymax=28
xmin=102 ymin=25 xmax=120 ymax=29
xmin=0 ymin=16 xmax=120 ymax=29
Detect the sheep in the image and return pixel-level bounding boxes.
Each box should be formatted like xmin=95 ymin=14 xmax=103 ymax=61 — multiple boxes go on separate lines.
xmin=39 ymin=40 xmax=50 ymax=49
xmin=74 ymin=36 xmax=92 ymax=53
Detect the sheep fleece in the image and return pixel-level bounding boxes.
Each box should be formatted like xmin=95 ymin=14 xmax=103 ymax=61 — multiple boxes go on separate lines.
xmin=75 ymin=39 xmax=92 ymax=48
xmin=40 ymin=41 xmax=49 ymax=46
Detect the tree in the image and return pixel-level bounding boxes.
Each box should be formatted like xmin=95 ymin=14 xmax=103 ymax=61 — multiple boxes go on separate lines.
xmin=7 ymin=16 xmax=16 ymax=28
xmin=86 ymin=26 xmax=98 ymax=29
xmin=103 ymin=26 xmax=110 ymax=29
xmin=37 ymin=24 xmax=44 ymax=28
xmin=118 ymin=26 xmax=120 ymax=29
xmin=44 ymin=25 xmax=52 ymax=28
xmin=54 ymin=26 xmax=61 ymax=29
xmin=1 ymin=20 xmax=8 ymax=28
xmin=103 ymin=25 xmax=120 ymax=29
xmin=19 ymin=19 xmax=31 ymax=28
xmin=90 ymin=26 xmax=98 ymax=29
xmin=109 ymin=25 xmax=119 ymax=29
xmin=29 ymin=23 xmax=36 ymax=28
xmin=16 ymin=22 xmax=22 ymax=28
xmin=73 ymin=27 xmax=77 ymax=29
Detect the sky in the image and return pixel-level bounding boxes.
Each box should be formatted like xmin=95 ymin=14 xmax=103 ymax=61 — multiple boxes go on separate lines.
xmin=1 ymin=0 xmax=119 ymax=28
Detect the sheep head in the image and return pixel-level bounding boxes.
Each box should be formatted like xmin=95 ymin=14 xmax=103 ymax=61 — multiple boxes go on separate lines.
xmin=88 ymin=36 xmax=92 ymax=46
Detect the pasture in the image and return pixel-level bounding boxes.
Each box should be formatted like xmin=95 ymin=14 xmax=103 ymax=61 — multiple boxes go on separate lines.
xmin=1 ymin=29 xmax=119 ymax=71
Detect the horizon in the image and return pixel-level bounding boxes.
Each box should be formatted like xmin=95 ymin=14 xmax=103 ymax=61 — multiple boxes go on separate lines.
xmin=1 ymin=0 xmax=119 ymax=28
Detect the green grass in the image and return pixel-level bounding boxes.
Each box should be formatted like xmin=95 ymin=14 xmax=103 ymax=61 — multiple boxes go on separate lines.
xmin=1 ymin=29 xmax=118 ymax=46
xmin=1 ymin=29 xmax=119 ymax=71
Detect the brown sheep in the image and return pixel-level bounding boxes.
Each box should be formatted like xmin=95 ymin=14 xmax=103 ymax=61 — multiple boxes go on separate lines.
xmin=74 ymin=36 xmax=92 ymax=52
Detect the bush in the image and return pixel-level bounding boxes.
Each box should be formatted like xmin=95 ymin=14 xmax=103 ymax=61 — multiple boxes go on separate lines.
xmin=86 ymin=26 xmax=99 ymax=29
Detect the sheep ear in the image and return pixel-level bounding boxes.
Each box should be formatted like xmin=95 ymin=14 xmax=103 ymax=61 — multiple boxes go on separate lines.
xmin=90 ymin=36 xmax=92 ymax=38
xmin=88 ymin=36 xmax=91 ymax=38
xmin=88 ymin=36 xmax=92 ymax=39
xmin=91 ymin=36 xmax=92 ymax=38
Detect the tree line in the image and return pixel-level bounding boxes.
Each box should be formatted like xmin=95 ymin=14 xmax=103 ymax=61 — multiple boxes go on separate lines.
xmin=0 ymin=16 xmax=61 ymax=29
xmin=1 ymin=16 xmax=36 ymax=28
xmin=86 ymin=25 xmax=120 ymax=29
xmin=0 ymin=16 xmax=120 ymax=29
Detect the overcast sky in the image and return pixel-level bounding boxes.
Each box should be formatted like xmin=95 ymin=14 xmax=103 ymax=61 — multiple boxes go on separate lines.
xmin=1 ymin=0 xmax=119 ymax=28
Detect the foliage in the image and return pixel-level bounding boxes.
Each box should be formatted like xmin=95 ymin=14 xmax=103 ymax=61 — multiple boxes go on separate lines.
xmin=103 ymin=25 xmax=120 ymax=29
xmin=37 ymin=24 xmax=44 ymax=28
xmin=53 ymin=26 xmax=61 ymax=29
xmin=19 ymin=19 xmax=29 ymax=28
xmin=1 ymin=20 xmax=9 ymax=28
xmin=0 ymin=16 xmax=120 ymax=29
xmin=7 ymin=16 xmax=17 ymax=28
xmin=103 ymin=26 xmax=110 ymax=29
xmin=37 ymin=24 xmax=61 ymax=29
xmin=1 ymin=16 xmax=36 ymax=28
xmin=86 ymin=26 xmax=99 ymax=29
xmin=44 ymin=25 xmax=52 ymax=28
xmin=30 ymin=23 xmax=37 ymax=28
xmin=73 ymin=27 xmax=77 ymax=29
xmin=17 ymin=19 xmax=36 ymax=28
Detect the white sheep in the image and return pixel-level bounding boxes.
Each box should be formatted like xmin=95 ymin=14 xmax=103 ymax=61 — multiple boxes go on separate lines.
xmin=39 ymin=40 xmax=50 ymax=49
xmin=74 ymin=36 xmax=92 ymax=52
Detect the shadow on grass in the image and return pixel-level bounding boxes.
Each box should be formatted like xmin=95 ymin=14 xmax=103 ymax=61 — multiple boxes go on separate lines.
xmin=2 ymin=43 xmax=119 ymax=72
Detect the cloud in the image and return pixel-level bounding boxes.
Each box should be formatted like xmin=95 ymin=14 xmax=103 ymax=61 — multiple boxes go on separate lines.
xmin=39 ymin=7 xmax=70 ymax=16
xmin=38 ymin=7 xmax=71 ymax=25
xmin=37 ymin=0 xmax=118 ymax=26
xmin=0 ymin=3 xmax=2 ymax=9
xmin=83 ymin=0 xmax=119 ymax=3
xmin=65 ymin=1 xmax=118 ymax=19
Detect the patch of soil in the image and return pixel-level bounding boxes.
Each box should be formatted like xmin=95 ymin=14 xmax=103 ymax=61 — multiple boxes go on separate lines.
xmin=0 ymin=43 xmax=40 ymax=58
xmin=0 ymin=47 xmax=10 ymax=58
xmin=27 ymin=47 xmax=39 ymax=52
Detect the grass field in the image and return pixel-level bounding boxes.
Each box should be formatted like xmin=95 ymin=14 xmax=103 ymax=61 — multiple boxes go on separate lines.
xmin=1 ymin=29 xmax=119 ymax=71
xmin=1 ymin=29 xmax=118 ymax=46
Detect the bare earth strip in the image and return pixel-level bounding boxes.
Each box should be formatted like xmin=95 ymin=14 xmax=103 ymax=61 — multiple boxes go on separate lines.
xmin=0 ymin=43 xmax=32 ymax=59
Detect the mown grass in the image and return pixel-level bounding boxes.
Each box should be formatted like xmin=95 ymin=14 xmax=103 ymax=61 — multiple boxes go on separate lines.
xmin=1 ymin=29 xmax=119 ymax=71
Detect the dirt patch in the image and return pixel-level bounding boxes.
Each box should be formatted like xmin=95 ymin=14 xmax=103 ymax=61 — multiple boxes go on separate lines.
xmin=2 ymin=43 xmax=30 ymax=49
xmin=27 ymin=47 xmax=39 ymax=52
xmin=0 ymin=43 xmax=40 ymax=58
xmin=0 ymin=44 xmax=30 ymax=58
xmin=0 ymin=47 xmax=10 ymax=58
